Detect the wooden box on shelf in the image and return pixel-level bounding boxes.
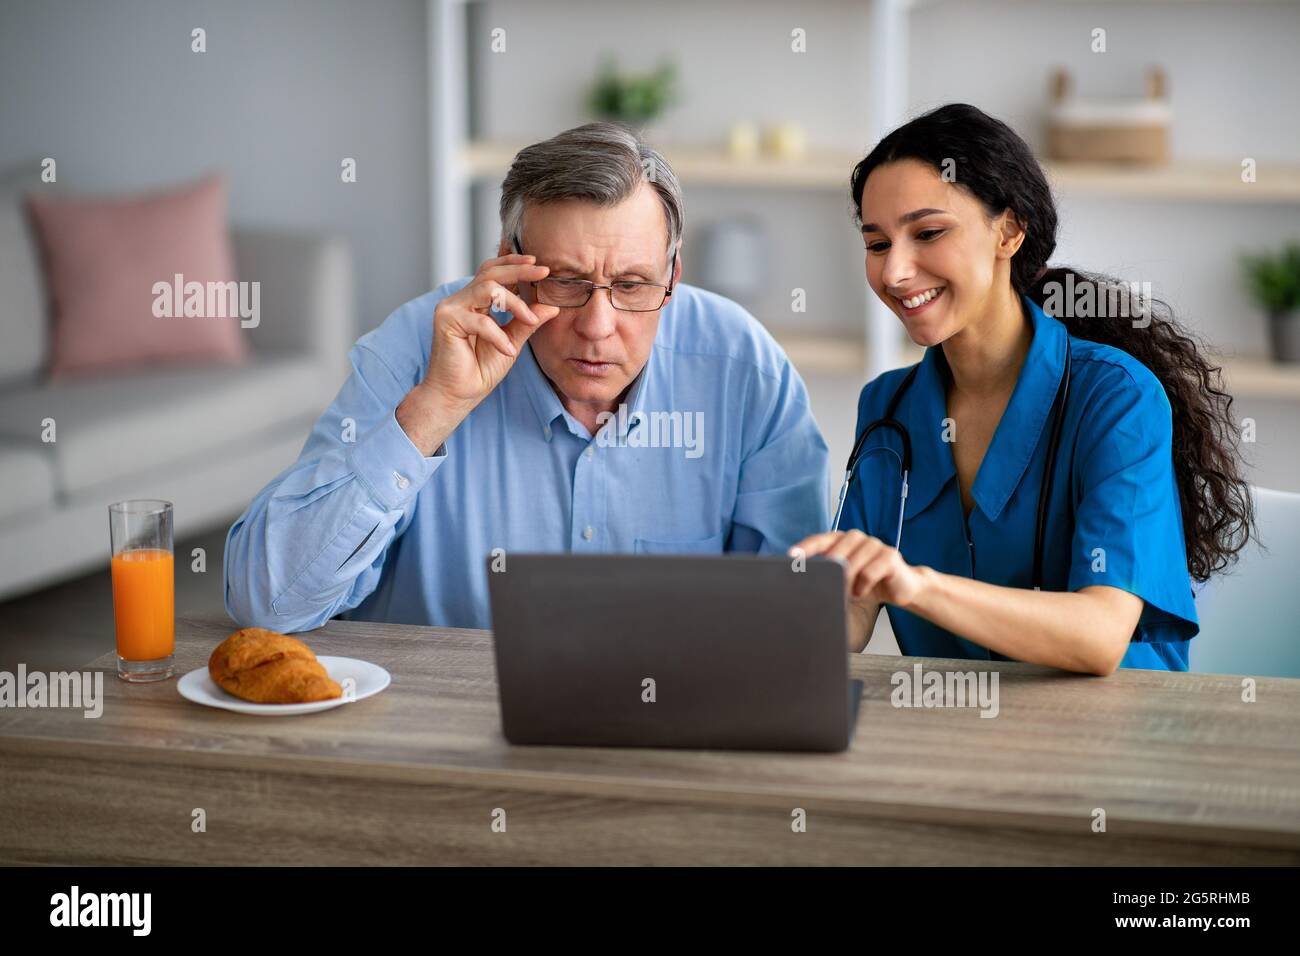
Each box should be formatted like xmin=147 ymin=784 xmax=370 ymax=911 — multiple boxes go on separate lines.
xmin=1046 ymin=68 xmax=1171 ymax=166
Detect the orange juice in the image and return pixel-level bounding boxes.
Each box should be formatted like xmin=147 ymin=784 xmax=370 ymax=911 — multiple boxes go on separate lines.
xmin=111 ymin=548 xmax=174 ymax=661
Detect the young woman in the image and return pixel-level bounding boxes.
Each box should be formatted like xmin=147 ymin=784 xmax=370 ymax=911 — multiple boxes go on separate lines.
xmin=793 ymin=104 xmax=1253 ymax=675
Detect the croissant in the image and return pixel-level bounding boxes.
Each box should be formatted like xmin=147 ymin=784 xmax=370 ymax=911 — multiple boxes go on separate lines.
xmin=208 ymin=628 xmax=342 ymax=704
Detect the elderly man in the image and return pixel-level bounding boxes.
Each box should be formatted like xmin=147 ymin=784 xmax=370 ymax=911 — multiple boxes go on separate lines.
xmin=224 ymin=123 xmax=829 ymax=632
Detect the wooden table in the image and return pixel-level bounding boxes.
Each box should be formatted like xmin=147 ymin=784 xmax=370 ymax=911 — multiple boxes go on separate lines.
xmin=1 ymin=614 xmax=1297 ymax=865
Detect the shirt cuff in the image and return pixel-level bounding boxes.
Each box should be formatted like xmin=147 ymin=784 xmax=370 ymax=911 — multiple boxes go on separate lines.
xmin=347 ymin=410 xmax=446 ymax=511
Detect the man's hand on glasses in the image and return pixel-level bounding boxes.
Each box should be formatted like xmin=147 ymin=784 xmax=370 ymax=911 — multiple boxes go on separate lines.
xmin=396 ymin=253 xmax=561 ymax=456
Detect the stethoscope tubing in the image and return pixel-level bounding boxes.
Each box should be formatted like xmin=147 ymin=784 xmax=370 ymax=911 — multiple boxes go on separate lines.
xmin=832 ymin=350 xmax=1072 ymax=592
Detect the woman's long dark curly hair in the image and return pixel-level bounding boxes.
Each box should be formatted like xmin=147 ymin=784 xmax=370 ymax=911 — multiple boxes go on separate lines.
xmin=849 ymin=103 xmax=1253 ymax=582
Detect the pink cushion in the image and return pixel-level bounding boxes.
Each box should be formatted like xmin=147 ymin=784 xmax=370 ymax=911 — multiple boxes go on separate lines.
xmin=27 ymin=174 xmax=248 ymax=379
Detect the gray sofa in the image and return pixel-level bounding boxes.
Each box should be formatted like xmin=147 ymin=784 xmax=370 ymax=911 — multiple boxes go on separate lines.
xmin=0 ymin=171 xmax=354 ymax=600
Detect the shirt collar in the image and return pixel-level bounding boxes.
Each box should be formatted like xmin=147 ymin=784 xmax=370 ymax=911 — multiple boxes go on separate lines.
xmin=517 ymin=340 xmax=566 ymax=440
xmin=893 ymin=346 xmax=954 ymax=521
xmin=972 ymin=296 xmax=1069 ymax=520
xmin=895 ymin=295 xmax=1069 ymax=521
xmin=516 ymin=339 xmax=657 ymax=443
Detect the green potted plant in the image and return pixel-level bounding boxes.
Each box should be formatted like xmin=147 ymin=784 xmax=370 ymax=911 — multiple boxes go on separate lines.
xmin=587 ymin=57 xmax=678 ymax=133
xmin=1242 ymin=242 xmax=1300 ymax=362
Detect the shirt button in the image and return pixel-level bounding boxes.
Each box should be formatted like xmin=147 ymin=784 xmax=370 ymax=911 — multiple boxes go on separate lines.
xmin=585 ymin=446 xmax=594 ymax=460
xmin=583 ymin=526 xmax=594 ymax=541
xmin=393 ymin=471 xmax=409 ymax=490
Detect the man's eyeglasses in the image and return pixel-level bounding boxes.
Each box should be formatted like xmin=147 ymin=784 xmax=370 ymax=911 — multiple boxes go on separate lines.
xmin=511 ymin=236 xmax=676 ymax=313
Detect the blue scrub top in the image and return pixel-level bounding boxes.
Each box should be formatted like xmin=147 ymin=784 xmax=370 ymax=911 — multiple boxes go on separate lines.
xmin=841 ymin=296 xmax=1199 ymax=671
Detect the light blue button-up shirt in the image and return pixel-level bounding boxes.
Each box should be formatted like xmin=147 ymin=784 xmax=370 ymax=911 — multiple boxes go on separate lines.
xmin=841 ymin=295 xmax=1199 ymax=671
xmin=224 ymin=278 xmax=830 ymax=632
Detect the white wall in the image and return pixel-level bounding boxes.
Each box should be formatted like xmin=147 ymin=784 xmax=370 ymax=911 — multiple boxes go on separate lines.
xmin=0 ymin=0 xmax=432 ymax=334
xmin=910 ymin=0 xmax=1300 ymax=356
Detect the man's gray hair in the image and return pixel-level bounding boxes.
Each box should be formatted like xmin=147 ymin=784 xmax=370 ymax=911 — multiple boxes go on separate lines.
xmin=500 ymin=122 xmax=683 ymax=255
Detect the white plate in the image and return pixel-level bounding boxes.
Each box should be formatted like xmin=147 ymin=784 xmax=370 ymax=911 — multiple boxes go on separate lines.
xmin=177 ymin=656 xmax=391 ymax=716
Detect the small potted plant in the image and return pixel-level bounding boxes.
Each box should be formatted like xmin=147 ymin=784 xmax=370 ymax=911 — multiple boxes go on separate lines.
xmin=1242 ymin=242 xmax=1300 ymax=362
xmin=587 ymin=57 xmax=678 ymax=135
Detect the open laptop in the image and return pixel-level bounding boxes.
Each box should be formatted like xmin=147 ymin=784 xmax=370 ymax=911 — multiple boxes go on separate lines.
xmin=486 ymin=554 xmax=862 ymax=752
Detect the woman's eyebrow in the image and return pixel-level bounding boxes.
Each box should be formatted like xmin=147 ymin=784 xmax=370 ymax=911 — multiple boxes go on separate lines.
xmin=861 ymin=207 xmax=950 ymax=233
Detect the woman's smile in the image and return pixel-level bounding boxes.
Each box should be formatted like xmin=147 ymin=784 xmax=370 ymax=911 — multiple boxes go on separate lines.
xmin=893 ymin=285 xmax=946 ymax=315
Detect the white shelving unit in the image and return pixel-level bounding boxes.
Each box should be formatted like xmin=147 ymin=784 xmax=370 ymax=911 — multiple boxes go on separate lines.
xmin=428 ymin=0 xmax=470 ymax=290
xmin=463 ymin=141 xmax=1300 ymax=205
xmin=771 ymin=330 xmax=1300 ymax=400
xmin=428 ymin=0 xmax=910 ymax=380
xmin=429 ymin=0 xmax=1300 ymax=398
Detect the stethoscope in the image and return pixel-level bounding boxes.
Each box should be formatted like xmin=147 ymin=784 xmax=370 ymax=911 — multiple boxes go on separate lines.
xmin=830 ymin=349 xmax=1072 ymax=592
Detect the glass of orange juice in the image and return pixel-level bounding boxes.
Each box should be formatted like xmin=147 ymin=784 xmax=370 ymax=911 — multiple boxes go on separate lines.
xmin=109 ymin=499 xmax=175 ymax=682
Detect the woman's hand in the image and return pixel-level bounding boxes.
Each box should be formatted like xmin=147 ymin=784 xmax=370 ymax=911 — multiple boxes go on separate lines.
xmin=791 ymin=530 xmax=927 ymax=609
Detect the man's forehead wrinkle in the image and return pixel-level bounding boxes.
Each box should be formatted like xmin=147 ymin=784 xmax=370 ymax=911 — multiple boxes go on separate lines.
xmin=532 ymin=237 xmax=661 ymax=278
